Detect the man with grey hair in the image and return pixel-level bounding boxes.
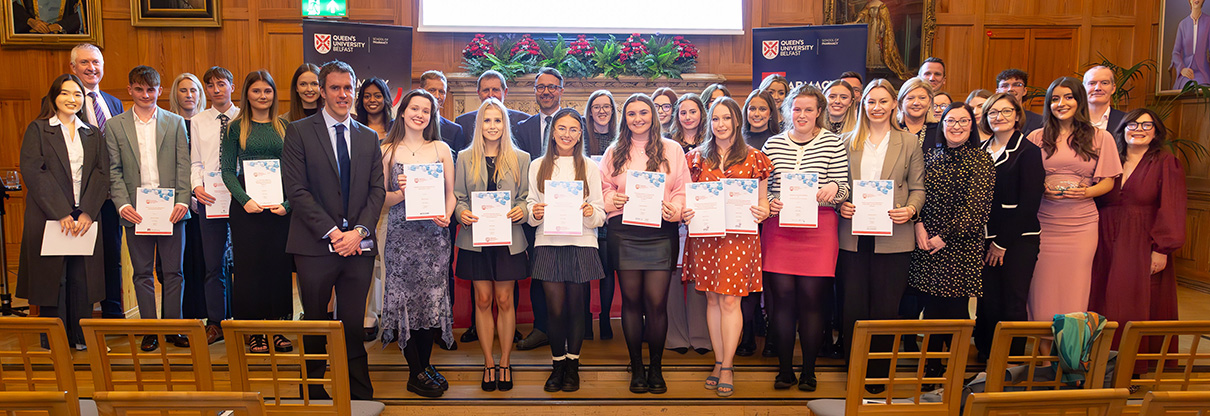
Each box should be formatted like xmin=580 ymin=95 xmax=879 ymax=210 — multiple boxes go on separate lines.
xmin=1083 ymin=65 xmax=1127 ymax=131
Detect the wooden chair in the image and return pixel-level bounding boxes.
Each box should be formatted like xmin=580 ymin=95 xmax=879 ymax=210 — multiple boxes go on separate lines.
xmin=93 ymin=391 xmax=266 ymax=416
xmin=1112 ymin=321 xmax=1210 ymax=415
xmin=222 ymin=320 xmax=384 ymax=416
xmin=1139 ymin=391 xmax=1210 ymax=415
xmin=0 ymin=391 xmax=72 ymax=416
xmin=79 ymin=319 xmax=213 ymax=393
xmin=964 ymin=388 xmax=1130 ymax=415
xmin=0 ymin=317 xmax=91 ymax=416
xmin=984 ymin=321 xmax=1119 ymax=392
xmin=806 ymin=319 xmax=975 ymax=416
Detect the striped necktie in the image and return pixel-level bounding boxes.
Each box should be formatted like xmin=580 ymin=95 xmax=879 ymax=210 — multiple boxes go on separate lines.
xmin=89 ymin=92 xmax=107 ymax=129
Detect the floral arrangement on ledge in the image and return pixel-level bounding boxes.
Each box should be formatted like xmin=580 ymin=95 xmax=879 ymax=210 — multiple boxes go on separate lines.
xmin=461 ymin=33 xmax=699 ymax=81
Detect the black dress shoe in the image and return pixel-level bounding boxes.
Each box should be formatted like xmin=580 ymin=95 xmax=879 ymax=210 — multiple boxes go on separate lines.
xmin=514 ymin=330 xmax=523 ymax=342
xmin=773 ymin=371 xmax=797 ymax=390
xmin=436 ymin=337 xmax=457 ymax=351
xmin=628 ymin=363 xmax=648 ymax=393
xmin=481 ymin=366 xmax=497 ymax=392
xmin=598 ymin=315 xmax=613 ymax=340
xmin=761 ymin=340 xmax=776 ymax=357
xmin=363 ymin=326 xmax=378 ymax=342
xmin=865 ymin=384 xmax=886 ymax=394
xmin=798 ymin=372 xmax=817 ymax=392
xmin=694 ymin=347 xmax=711 ymax=355
xmin=140 ymin=335 xmax=159 ymax=352
xmin=544 ymin=360 xmax=566 ymax=392
xmin=670 ymin=347 xmax=689 ymax=354
xmin=407 ymin=372 xmax=444 ymax=397
xmin=497 ymin=366 xmax=513 ymax=391
xmin=516 ymin=330 xmax=549 ymax=351
xmin=647 ymin=365 xmax=667 ymax=394
xmin=562 ymin=358 xmax=580 ymax=392
xmin=460 ymin=326 xmax=478 ymax=343
xmin=169 ymin=334 xmax=190 ymax=348
xmin=735 ymin=343 xmax=755 ymax=357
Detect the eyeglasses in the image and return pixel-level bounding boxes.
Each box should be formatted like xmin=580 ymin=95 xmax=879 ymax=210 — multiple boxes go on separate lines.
xmin=932 ymin=104 xmax=949 ymax=110
xmin=535 ymin=84 xmax=562 ymax=93
xmin=1125 ymin=121 xmax=1155 ymax=131
xmin=591 ymin=104 xmax=613 ymax=112
xmin=943 ymin=118 xmax=972 ymax=127
xmin=998 ymin=82 xmax=1025 ymax=89
xmin=656 ymin=104 xmax=674 ymax=112
xmin=554 ymin=125 xmax=582 ymax=136
xmin=986 ymin=108 xmax=1016 ymax=120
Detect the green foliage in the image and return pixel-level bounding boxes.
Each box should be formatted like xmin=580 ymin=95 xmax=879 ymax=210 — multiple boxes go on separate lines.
xmin=462 ymin=33 xmax=698 ymax=80
xmin=590 ymin=35 xmax=626 ymax=79
xmin=632 ymin=36 xmax=685 ymax=79
xmin=535 ymin=34 xmax=595 ymax=79
xmin=1084 ymin=55 xmax=1210 ymax=162
xmin=460 ymin=35 xmax=539 ymax=82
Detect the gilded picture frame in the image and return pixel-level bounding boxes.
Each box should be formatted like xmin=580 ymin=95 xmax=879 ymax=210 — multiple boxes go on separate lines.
xmin=825 ymin=0 xmax=936 ymax=79
xmin=1158 ymin=0 xmax=1209 ymax=95
xmin=130 ymin=0 xmax=221 ymax=28
xmin=2 ymin=0 xmax=102 ymax=48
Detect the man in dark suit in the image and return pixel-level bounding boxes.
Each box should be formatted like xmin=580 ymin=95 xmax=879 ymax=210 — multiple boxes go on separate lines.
xmin=418 ymin=69 xmax=463 ymax=351
xmin=69 ymin=43 xmax=126 ymax=319
xmin=512 ymin=67 xmax=567 ymax=351
xmin=282 ymin=60 xmax=384 ymax=401
xmin=995 ymin=68 xmax=1044 ymax=135
xmin=1083 ymin=66 xmax=1127 ymax=132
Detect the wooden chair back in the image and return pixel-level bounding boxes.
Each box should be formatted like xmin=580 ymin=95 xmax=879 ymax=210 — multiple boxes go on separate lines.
xmin=222 ymin=320 xmax=352 ymax=416
xmin=984 ymin=321 xmax=1118 ymax=391
xmin=0 ymin=317 xmax=82 ymax=416
xmin=79 ymin=319 xmax=213 ymax=392
xmin=93 ymin=391 xmax=266 ymax=416
xmin=964 ymin=388 xmax=1130 ymax=415
xmin=0 ymin=391 xmax=71 ymax=416
xmin=1139 ymin=391 xmax=1210 ymax=415
xmin=1113 ymin=321 xmax=1210 ymax=415
xmin=843 ymin=319 xmax=975 ymax=416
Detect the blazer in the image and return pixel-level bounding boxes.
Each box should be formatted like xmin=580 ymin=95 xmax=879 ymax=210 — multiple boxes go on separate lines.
xmin=438 ymin=116 xmax=466 ymax=154
xmin=514 ymin=113 xmax=548 ymax=161
xmin=1023 ymin=110 xmax=1044 ymax=136
xmin=981 ymin=132 xmax=1044 ymax=250
xmin=16 ymin=118 xmax=108 ymax=305
xmin=281 ymin=113 xmax=386 ymax=257
xmin=454 ymin=108 xmax=529 ymax=146
xmin=453 ymin=148 xmax=532 ymax=254
xmin=104 ymin=108 xmax=192 ymax=227
xmin=1106 ymin=108 xmax=1126 ymax=133
xmin=837 ymin=129 xmax=926 ymax=254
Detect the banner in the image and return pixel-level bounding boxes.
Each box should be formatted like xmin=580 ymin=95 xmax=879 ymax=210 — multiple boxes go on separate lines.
xmin=752 ymin=24 xmax=868 ymax=92
xmin=303 ymin=20 xmax=413 ymax=109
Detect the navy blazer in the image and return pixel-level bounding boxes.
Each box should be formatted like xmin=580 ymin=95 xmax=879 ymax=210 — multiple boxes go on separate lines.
xmin=454 ymin=108 xmax=528 ymax=148
xmin=1023 ymin=110 xmax=1043 ymax=136
xmin=514 ymin=113 xmax=547 ymax=161
xmin=1106 ymin=108 xmax=1126 ymax=133
xmin=980 ymin=132 xmax=1044 ymax=250
xmin=438 ymin=116 xmax=465 ymax=154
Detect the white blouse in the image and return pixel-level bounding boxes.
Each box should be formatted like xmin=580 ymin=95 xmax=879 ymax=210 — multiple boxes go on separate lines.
xmin=526 ymin=156 xmax=606 ymax=248
xmin=859 ymin=131 xmax=891 ymax=180
xmin=49 ymin=115 xmax=88 ymax=205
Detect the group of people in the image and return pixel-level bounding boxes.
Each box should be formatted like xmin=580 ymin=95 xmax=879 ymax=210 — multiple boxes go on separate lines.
xmin=17 ymin=43 xmax=1188 ymax=400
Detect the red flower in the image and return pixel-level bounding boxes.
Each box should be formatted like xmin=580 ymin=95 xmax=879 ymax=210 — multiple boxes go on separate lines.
xmin=672 ymin=36 xmax=699 ymax=63
xmin=618 ymin=33 xmax=649 ymax=63
xmin=462 ymin=34 xmax=494 ymax=59
xmin=510 ymin=34 xmax=542 ymax=58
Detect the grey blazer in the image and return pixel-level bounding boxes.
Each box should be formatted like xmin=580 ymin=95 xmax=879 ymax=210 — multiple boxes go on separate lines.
xmin=837 ymin=130 xmax=926 ymax=254
xmin=104 ymin=108 xmax=191 ymax=228
xmin=453 ymin=148 xmax=531 ymax=254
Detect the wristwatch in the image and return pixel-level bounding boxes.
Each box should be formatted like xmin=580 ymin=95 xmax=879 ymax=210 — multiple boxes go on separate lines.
xmin=354 ymin=225 xmax=370 ymax=238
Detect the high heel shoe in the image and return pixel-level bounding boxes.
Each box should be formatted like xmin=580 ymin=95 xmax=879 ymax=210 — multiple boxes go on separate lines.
xmin=628 ymin=362 xmax=648 ymax=393
xmin=497 ymin=366 xmax=513 ymax=391
xmin=481 ymin=366 xmax=497 ymax=392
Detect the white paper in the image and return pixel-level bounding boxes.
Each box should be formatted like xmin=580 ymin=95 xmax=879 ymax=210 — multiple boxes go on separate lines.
xmin=544 ymin=180 xmax=584 ymax=236
xmin=622 ymin=170 xmax=666 ymax=228
xmin=685 ymin=181 xmax=725 ymax=237
xmin=135 ymin=187 xmax=175 ymax=236
xmin=203 ymin=171 xmax=231 ymax=219
xmin=242 ymin=159 xmax=284 ymax=207
xmin=852 ymin=180 xmax=895 ymax=236
xmin=41 ymin=220 xmax=98 ymax=256
xmin=722 ymin=178 xmax=758 ymax=235
xmin=404 ymin=163 xmax=446 ymax=221
xmin=472 ymin=191 xmax=512 ymax=247
xmin=780 ymin=172 xmax=819 ymax=228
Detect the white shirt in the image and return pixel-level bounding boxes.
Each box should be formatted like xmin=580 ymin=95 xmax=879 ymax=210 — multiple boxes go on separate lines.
xmin=526 ymin=156 xmax=606 ymax=248
xmin=49 ymin=115 xmax=88 ymax=205
xmin=1090 ymin=107 xmax=1111 ymax=131
xmin=134 ymin=108 xmax=160 ymax=189
xmin=859 ymin=132 xmax=892 ymax=180
xmin=190 ymin=105 xmax=240 ymax=189
xmin=82 ymin=85 xmax=114 ymax=128
xmin=321 ymin=108 xmax=354 ymax=238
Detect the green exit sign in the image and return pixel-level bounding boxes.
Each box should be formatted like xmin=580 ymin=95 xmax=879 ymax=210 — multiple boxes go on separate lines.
xmin=303 ymin=0 xmax=347 ymax=17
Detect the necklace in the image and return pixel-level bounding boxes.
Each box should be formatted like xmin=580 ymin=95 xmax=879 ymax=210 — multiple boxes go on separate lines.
xmin=402 ymin=141 xmax=425 ymax=156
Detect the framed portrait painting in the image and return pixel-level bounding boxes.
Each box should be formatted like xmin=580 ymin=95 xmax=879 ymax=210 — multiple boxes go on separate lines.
xmin=1 ymin=0 xmax=102 ymax=48
xmin=824 ymin=0 xmax=936 ymax=80
xmin=1158 ymin=0 xmax=1209 ymax=94
xmin=130 ymin=0 xmax=221 ymax=28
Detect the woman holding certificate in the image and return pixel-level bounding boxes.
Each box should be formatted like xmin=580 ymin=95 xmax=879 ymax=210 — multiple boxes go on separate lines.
xmin=599 ymin=93 xmax=690 ymax=395
xmin=1025 ymin=77 xmax=1121 ymax=323
xmin=453 ymin=98 xmax=531 ymax=393
xmin=759 ymin=85 xmax=850 ymax=391
xmin=380 ymin=89 xmax=456 ymax=398
xmin=836 ymin=79 xmax=925 ymax=394
xmin=220 ymin=70 xmax=294 ymax=354
xmin=526 ymin=108 xmax=606 ymax=392
xmin=18 ymin=74 xmax=108 ymax=348
xmin=681 ymin=97 xmax=773 ymax=398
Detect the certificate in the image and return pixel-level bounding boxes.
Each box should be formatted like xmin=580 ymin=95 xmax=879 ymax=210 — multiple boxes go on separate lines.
xmin=472 ymin=191 xmax=512 ymax=247
xmin=722 ymin=178 xmax=758 ymax=235
xmin=852 ymin=180 xmax=894 ymax=236
xmin=685 ymin=182 xmax=725 ymax=237
xmin=622 ymin=170 xmax=666 ymax=228
xmin=543 ymin=180 xmax=584 ymax=236
xmin=404 ymin=163 xmax=445 ymax=221
xmin=780 ymin=172 xmax=819 ymax=228
xmin=41 ymin=220 xmax=98 ymax=256
xmin=203 ymin=171 xmax=231 ymax=219
xmin=135 ymin=187 xmax=175 ymax=236
xmin=243 ymin=159 xmax=284 ymax=206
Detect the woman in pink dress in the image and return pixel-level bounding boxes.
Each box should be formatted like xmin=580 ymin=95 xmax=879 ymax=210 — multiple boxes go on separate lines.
xmin=1025 ymin=77 xmax=1122 ymax=322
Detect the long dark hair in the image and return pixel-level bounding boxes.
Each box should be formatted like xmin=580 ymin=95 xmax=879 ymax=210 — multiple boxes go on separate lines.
xmin=355 ymin=77 xmax=393 ymax=128
xmin=287 ymin=63 xmax=321 ymax=122
xmin=536 ymin=108 xmax=589 ymax=193
xmin=585 ymin=89 xmax=617 ymax=153
xmin=37 ymin=74 xmax=88 ymax=120
xmin=742 ymin=89 xmax=782 ymax=136
xmin=609 ymin=93 xmax=667 ymax=176
xmin=382 ymin=89 xmax=442 ymax=166
xmin=1040 ymin=77 xmax=1098 ymax=161
xmin=701 ymin=97 xmax=749 ymax=170
xmin=669 ymin=93 xmax=705 ymax=147
xmin=1112 ymin=108 xmax=1167 ymax=160
xmin=937 ymin=103 xmax=980 ymax=149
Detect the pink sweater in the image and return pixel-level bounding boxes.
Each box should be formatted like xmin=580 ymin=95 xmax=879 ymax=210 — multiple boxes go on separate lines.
xmin=598 ymin=136 xmax=690 ymax=221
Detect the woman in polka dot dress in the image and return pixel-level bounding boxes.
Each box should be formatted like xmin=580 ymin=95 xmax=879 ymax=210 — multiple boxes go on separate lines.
xmin=682 ymin=97 xmax=773 ymax=397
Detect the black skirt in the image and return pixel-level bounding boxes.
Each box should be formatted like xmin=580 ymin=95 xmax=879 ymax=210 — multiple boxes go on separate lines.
xmin=605 ymin=216 xmax=678 ymax=271
xmin=455 ymin=246 xmax=530 ymax=282
xmin=532 ymin=246 xmax=605 ymax=283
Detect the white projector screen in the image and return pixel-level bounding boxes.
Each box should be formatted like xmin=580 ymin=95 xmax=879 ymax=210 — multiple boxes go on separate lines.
xmin=418 ymin=0 xmax=744 ymax=35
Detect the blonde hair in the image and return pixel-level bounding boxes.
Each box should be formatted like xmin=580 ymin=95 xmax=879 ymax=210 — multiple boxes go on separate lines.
xmin=846 ymin=79 xmax=902 ymax=152
xmin=168 ymin=73 xmax=205 ymax=119
xmin=463 ymin=98 xmax=522 ymax=184
xmin=896 ymin=77 xmax=935 ymax=124
xmin=823 ymin=79 xmax=858 ymax=134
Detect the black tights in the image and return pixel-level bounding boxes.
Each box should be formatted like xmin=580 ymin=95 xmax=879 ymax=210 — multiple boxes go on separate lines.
xmin=767 ymin=273 xmax=832 ymax=375
xmin=618 ymin=270 xmax=671 ymax=365
xmin=922 ymin=294 xmax=969 ymax=367
xmin=403 ymin=329 xmax=437 ymax=378
xmin=544 ymin=281 xmax=589 ymax=357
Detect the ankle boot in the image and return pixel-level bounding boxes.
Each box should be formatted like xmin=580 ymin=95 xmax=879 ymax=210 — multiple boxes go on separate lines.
xmin=562 ymin=358 xmax=581 ymax=392
xmin=628 ymin=361 xmax=648 ymax=393
xmin=646 ymin=361 xmax=667 ymax=394
xmin=544 ymin=360 xmax=566 ymax=392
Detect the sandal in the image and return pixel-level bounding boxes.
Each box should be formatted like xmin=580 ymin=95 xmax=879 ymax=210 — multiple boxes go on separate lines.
xmin=273 ymin=334 xmax=293 ymax=352
xmin=248 ymin=335 xmax=269 ymax=354
xmin=716 ymin=367 xmax=735 ymax=397
xmin=704 ymin=361 xmax=722 ymax=390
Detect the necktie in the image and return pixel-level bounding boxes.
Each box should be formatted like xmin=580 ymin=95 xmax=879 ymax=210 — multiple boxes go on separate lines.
xmin=542 ymin=115 xmax=552 ymax=154
xmin=335 ymin=124 xmax=351 ymax=217
xmin=218 ymin=113 xmax=230 ymax=131
xmin=89 ymin=92 xmax=107 ymax=129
